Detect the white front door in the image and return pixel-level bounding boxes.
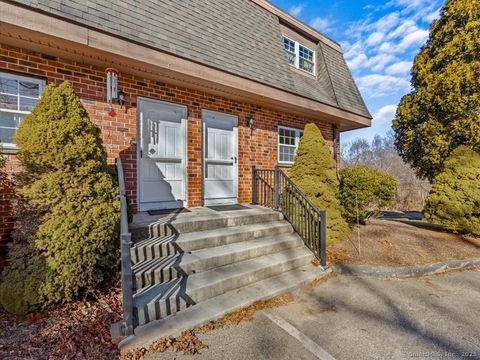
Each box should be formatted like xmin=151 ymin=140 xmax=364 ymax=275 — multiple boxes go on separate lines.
xmin=138 ymin=98 xmax=187 ymax=211
xmin=202 ymin=110 xmax=238 ymax=206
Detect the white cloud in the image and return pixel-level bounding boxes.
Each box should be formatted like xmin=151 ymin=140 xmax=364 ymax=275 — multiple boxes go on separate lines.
xmin=366 ymin=32 xmax=385 ymax=46
xmin=356 ymin=74 xmax=410 ymax=97
xmin=397 ymin=29 xmax=429 ymax=50
xmin=369 ymin=53 xmax=397 ymax=72
xmin=347 ymin=53 xmax=369 ymax=70
xmin=288 ymin=4 xmax=304 ymax=18
xmin=310 ymin=17 xmax=333 ymax=33
xmin=424 ymin=7 xmax=441 ymax=23
xmin=386 ymin=61 xmax=412 ymax=75
xmin=373 ymin=105 xmax=398 ymax=124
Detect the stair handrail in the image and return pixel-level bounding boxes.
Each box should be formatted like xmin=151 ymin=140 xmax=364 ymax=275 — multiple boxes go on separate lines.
xmin=252 ymin=166 xmax=327 ymax=267
xmin=116 ymin=158 xmax=134 ymax=336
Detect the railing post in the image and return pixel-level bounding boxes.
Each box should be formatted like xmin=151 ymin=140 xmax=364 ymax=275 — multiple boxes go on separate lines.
xmin=121 ymin=232 xmax=134 ymax=336
xmin=320 ymin=211 xmax=327 ymax=267
xmin=274 ymin=165 xmax=280 ymax=210
xmin=251 ymin=166 xmax=257 ymax=204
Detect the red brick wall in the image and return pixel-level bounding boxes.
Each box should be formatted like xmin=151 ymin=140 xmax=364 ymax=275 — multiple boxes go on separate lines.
xmin=0 ymin=42 xmax=339 ymax=258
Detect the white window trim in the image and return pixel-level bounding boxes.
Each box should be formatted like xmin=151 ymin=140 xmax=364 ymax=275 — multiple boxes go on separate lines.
xmin=282 ymin=35 xmax=316 ymax=76
xmin=0 ymin=71 xmax=45 ymax=150
xmin=277 ymin=125 xmax=304 ymax=165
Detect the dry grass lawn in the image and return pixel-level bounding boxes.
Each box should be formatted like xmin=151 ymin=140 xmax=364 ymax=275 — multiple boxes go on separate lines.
xmin=328 ymin=219 xmax=480 ymax=266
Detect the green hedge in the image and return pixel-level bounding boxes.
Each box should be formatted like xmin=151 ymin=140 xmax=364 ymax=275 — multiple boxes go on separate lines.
xmin=339 ymin=165 xmax=397 ymax=223
xmin=0 ymin=81 xmax=120 ymax=315
xmin=424 ymin=146 xmax=480 ymax=235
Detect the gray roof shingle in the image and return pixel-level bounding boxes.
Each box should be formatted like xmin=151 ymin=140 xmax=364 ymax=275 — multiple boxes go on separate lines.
xmin=12 ymin=0 xmax=371 ymax=118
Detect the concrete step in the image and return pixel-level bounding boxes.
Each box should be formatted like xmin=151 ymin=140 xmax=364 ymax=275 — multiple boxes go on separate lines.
xmin=146 ymin=207 xmax=284 ymax=238
xmin=133 ymin=246 xmax=313 ymax=326
xmin=130 ymin=221 xmax=293 ymax=264
xmin=120 ymin=265 xmax=332 ymax=353
xmin=132 ymin=233 xmax=304 ymax=289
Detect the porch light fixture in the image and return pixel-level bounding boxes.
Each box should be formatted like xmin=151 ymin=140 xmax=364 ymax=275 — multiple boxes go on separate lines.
xmin=118 ymin=89 xmax=126 ymax=108
xmin=246 ymin=115 xmax=255 ymax=129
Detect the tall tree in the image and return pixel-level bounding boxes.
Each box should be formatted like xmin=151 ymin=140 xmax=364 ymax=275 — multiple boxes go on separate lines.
xmin=393 ymin=0 xmax=480 ymax=181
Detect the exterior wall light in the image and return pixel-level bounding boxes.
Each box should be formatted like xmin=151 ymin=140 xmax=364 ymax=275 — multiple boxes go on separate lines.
xmin=246 ymin=115 xmax=255 ymax=129
xmin=118 ymin=90 xmax=126 ymax=108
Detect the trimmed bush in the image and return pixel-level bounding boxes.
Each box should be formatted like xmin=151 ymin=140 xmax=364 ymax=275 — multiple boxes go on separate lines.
xmin=0 ymin=81 xmax=120 ymax=315
xmin=424 ymin=146 xmax=480 ymax=235
xmin=339 ymin=166 xmax=397 ymax=223
xmin=290 ymin=123 xmax=350 ymax=244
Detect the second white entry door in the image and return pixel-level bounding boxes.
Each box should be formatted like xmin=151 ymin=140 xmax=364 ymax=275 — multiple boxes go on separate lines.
xmin=202 ymin=110 xmax=238 ymax=206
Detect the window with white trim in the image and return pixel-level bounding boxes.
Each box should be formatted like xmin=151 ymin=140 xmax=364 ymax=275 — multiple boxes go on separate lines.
xmin=282 ymin=35 xmax=316 ymax=75
xmin=278 ymin=126 xmax=304 ymax=164
xmin=0 ymin=71 xmax=45 ymax=148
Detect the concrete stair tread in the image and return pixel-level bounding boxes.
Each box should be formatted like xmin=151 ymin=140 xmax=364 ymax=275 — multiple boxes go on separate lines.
xmin=144 ymin=207 xmax=284 ymax=237
xmin=132 ymin=233 xmax=304 ymax=288
xmin=120 ymin=264 xmax=331 ymax=352
xmin=132 ymin=220 xmax=291 ymax=249
xmin=130 ymin=221 xmax=294 ymax=265
xmin=133 ymin=246 xmax=313 ymax=308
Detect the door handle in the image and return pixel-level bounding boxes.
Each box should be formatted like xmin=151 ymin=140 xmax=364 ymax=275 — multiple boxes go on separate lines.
xmin=231 ymin=156 xmax=237 ymax=164
xmin=140 ymin=150 xmax=143 ymax=158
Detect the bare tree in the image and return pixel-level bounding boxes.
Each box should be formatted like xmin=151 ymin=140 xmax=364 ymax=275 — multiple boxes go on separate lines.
xmin=342 ymin=132 xmax=431 ymax=210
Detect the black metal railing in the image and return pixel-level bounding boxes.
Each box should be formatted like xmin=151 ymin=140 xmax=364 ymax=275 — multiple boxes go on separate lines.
xmin=116 ymin=158 xmax=134 ymax=336
xmin=252 ymin=166 xmax=327 ymax=266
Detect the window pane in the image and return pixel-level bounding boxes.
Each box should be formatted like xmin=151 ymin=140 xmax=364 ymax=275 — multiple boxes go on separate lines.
xmin=0 ymin=78 xmax=18 ymax=95
xmin=0 ymin=127 xmax=16 ymax=143
xmin=283 ymin=37 xmax=295 ymax=52
xmin=19 ymin=81 xmax=40 ymax=97
xmin=20 ymin=97 xmax=37 ymax=111
xmin=287 ymin=52 xmax=296 ymax=65
xmin=279 ymin=128 xmax=296 ymax=145
xmin=279 ymin=145 xmax=295 ymax=163
xmin=299 ymin=46 xmax=314 ymax=61
xmin=0 ymin=94 xmax=18 ymax=110
xmin=299 ymin=58 xmax=314 ymax=74
xmin=0 ymin=112 xmax=24 ymax=128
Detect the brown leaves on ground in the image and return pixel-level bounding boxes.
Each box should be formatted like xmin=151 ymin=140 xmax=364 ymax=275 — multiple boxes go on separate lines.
xmin=0 ymin=285 xmax=122 ymax=360
xmin=122 ymin=293 xmax=294 ymax=360
xmin=328 ymin=219 xmax=480 ymax=266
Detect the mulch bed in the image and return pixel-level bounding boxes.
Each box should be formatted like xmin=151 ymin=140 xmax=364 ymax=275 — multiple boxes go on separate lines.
xmin=328 ymin=219 xmax=480 ymax=266
xmin=0 ymin=285 xmax=122 ymax=360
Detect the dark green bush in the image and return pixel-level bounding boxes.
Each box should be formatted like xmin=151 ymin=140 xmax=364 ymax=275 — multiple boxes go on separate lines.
xmin=290 ymin=123 xmax=350 ymax=244
xmin=339 ymin=166 xmax=397 ymax=223
xmin=424 ymin=146 xmax=480 ymax=235
xmin=0 ymin=81 xmax=120 ymax=315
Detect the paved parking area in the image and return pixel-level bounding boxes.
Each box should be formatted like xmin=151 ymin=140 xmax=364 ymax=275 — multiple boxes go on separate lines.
xmin=146 ymin=270 xmax=480 ymax=360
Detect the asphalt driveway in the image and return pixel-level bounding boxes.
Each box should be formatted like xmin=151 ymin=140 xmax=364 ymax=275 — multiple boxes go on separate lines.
xmin=146 ymin=269 xmax=480 ymax=360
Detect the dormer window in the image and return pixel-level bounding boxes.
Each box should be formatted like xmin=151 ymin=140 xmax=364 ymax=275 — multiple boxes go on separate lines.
xmin=282 ymin=35 xmax=316 ymax=75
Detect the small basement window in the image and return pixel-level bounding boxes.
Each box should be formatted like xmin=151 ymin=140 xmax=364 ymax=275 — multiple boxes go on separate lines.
xmin=278 ymin=126 xmax=304 ymax=164
xmin=282 ymin=35 xmax=316 ymax=75
xmin=0 ymin=71 xmax=45 ymax=149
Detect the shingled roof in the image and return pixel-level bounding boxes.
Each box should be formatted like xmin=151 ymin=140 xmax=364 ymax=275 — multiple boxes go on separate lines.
xmin=11 ymin=0 xmax=371 ymax=119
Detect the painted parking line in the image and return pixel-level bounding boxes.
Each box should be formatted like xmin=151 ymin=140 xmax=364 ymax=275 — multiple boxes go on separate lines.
xmin=261 ymin=310 xmax=337 ymax=360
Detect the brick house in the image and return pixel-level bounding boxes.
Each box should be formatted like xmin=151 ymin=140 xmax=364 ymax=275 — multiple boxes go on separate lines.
xmin=0 ymin=0 xmax=371 ymax=341
xmin=1 ymin=2 xmax=370 ymax=239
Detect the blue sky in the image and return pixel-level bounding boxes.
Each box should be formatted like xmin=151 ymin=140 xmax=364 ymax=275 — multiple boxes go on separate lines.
xmin=271 ymin=0 xmax=443 ymax=144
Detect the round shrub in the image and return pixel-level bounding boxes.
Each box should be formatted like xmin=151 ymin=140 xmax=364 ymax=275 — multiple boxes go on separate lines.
xmin=424 ymin=146 xmax=480 ymax=235
xmin=0 ymin=81 xmax=120 ymax=314
xmin=290 ymin=123 xmax=350 ymax=244
xmin=339 ymin=165 xmax=397 ymax=224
